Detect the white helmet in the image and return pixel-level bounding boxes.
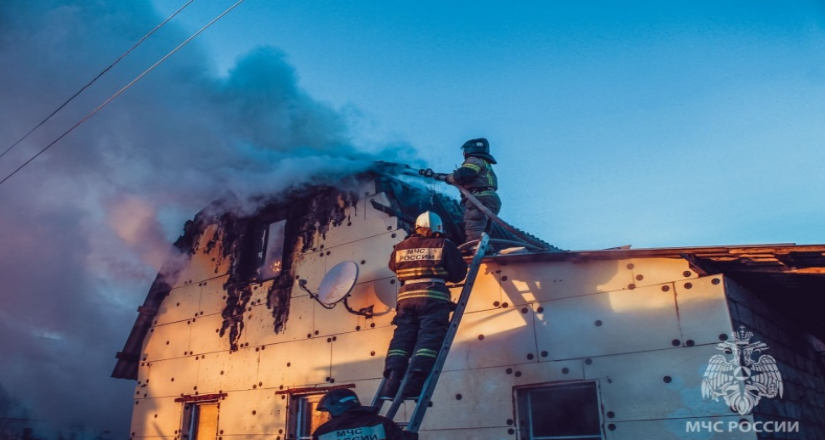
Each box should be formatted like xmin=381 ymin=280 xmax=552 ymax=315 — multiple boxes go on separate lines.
xmin=415 ymin=211 xmax=443 ymax=234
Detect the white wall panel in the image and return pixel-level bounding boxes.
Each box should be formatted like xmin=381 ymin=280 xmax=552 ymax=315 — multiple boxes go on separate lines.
xmin=446 ymin=307 xmax=537 ymax=372
xmin=173 ymin=224 xmax=232 ymax=288
xmin=292 ymin=250 xmax=327 ymax=295
xmin=499 ymin=260 xmax=631 ymax=304
xmin=195 ymin=350 xmax=232 ymax=393
xmin=534 ymin=284 xmax=682 ymax=360
xmin=324 ymin=232 xmax=400 ymax=284
xmin=258 ymin=338 xmax=331 ymax=388
xmin=189 ymin=313 xmax=229 ymax=355
xmin=257 ymin=295 xmax=314 ymax=343
xmin=218 ymin=348 xmax=261 ymax=392
xmin=314 ymin=198 xmax=362 ymax=249
xmin=464 ymin=263 xmax=503 ymax=313
xmin=512 ymin=359 xmax=585 ymax=386
xmin=363 ymin=192 xmax=400 ymax=234
xmin=312 ymin=298 xmax=359 ymax=337
xmin=330 ymin=327 xmax=393 ymax=382
xmin=420 ymin=427 xmax=513 ymax=440
xmin=156 ymin=283 xmax=200 ymax=325
xmin=424 ymin=368 xmax=516 ymax=430
xmin=675 ymin=275 xmax=734 ymax=346
xmin=584 ymin=345 xmax=735 ymax=421
xmin=351 ymin=278 xmax=398 ymax=330
xmin=144 ymin=321 xmax=191 ymax=362
xmin=146 ymin=356 xmax=199 ymax=398
xmin=625 ymin=257 xmax=697 ymax=288
xmin=604 ymin=416 xmax=755 ymax=440
xmin=199 ymin=275 xmax=230 ymax=316
xmin=219 ymin=390 xmax=286 ymax=435
xmin=131 ymin=397 xmax=180 ymax=438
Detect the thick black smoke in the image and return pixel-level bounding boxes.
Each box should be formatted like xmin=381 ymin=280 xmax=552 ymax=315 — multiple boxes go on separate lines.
xmin=0 ymin=1 xmax=414 ymax=438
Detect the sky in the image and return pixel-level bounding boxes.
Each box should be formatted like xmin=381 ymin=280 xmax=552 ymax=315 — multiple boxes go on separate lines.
xmin=0 ymin=0 xmax=823 ymax=438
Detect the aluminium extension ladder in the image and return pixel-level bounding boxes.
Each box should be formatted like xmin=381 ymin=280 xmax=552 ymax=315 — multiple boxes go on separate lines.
xmin=370 ymin=232 xmax=491 ymax=433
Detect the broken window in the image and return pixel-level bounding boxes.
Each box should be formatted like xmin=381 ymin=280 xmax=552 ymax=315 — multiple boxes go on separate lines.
xmin=287 ymin=393 xmax=331 ymax=440
xmin=515 ymin=382 xmax=603 ymax=440
xmin=260 ymin=219 xmax=287 ymax=280
xmin=180 ymin=402 xmax=220 ymax=440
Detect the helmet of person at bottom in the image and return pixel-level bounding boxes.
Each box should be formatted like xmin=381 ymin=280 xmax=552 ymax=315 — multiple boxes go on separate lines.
xmin=460 ymin=137 xmax=497 ymax=164
xmin=415 ymin=211 xmax=443 ymax=234
xmin=316 ymin=388 xmax=361 ymax=417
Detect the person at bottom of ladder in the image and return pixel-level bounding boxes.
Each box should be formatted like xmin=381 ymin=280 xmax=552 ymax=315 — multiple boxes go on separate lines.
xmin=378 ymin=211 xmax=468 ymax=400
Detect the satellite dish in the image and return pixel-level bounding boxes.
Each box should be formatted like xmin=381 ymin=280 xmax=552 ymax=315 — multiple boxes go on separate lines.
xmin=316 ymin=261 xmax=359 ymax=305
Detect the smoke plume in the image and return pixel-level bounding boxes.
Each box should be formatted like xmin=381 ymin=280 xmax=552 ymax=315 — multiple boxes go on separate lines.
xmin=0 ymin=1 xmax=413 ymax=438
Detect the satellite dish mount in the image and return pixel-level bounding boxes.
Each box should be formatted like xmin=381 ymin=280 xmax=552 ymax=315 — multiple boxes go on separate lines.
xmin=299 ymin=261 xmax=374 ymax=317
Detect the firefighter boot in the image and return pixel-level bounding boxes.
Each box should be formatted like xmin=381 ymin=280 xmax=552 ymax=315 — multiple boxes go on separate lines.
xmin=402 ymin=371 xmax=427 ymax=400
xmin=377 ymin=369 xmax=403 ymax=401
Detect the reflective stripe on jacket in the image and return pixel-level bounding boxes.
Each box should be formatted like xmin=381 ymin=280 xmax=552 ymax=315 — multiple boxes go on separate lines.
xmin=451 ymin=156 xmax=498 ymax=191
xmin=389 ymin=234 xmax=468 ymax=302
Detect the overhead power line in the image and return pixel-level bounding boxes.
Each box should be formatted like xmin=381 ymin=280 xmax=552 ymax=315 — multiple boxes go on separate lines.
xmin=0 ymin=0 xmax=249 ymax=188
xmin=0 ymin=0 xmax=196 ymax=161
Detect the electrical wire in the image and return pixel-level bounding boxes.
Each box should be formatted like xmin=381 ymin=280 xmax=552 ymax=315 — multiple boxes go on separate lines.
xmin=0 ymin=0 xmax=249 ymax=187
xmin=0 ymin=0 xmax=196 ymax=161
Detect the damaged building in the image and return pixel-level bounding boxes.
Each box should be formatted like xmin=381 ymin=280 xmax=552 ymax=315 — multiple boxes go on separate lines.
xmin=113 ymin=169 xmax=825 ymax=440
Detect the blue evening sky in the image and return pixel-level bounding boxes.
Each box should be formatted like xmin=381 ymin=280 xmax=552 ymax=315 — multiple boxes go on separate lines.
xmin=150 ymin=0 xmax=825 ymax=250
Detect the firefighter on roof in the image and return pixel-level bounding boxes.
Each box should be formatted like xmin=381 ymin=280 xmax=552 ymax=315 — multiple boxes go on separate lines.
xmin=424 ymin=138 xmax=501 ymax=246
xmin=379 ymin=212 xmax=468 ymax=400
xmin=312 ymin=388 xmax=416 ymax=440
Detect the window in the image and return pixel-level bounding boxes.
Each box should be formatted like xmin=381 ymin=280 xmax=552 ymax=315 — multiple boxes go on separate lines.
xmin=515 ymin=382 xmax=603 ymax=440
xmin=181 ymin=402 xmax=220 ymax=440
xmin=288 ymin=393 xmax=331 ymax=440
xmin=260 ymin=220 xmax=287 ymax=280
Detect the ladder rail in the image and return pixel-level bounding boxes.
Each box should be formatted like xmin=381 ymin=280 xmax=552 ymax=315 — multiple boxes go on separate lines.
xmin=385 ymin=233 xmax=491 ymax=430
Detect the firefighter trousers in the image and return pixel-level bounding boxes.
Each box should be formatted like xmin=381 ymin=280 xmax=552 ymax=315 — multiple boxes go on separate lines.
xmin=384 ymin=298 xmax=453 ymax=375
xmin=463 ymin=192 xmax=502 ymax=243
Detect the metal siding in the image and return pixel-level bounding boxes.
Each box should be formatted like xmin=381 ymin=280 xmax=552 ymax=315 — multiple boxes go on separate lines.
xmin=534 ymin=284 xmax=682 ymax=360
xmin=144 ymin=321 xmax=192 ymax=362
xmin=292 ymin=250 xmax=327 ymax=292
xmin=674 ymin=275 xmax=734 ymax=346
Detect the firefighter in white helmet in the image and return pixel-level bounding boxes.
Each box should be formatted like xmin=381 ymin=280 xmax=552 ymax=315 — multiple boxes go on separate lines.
xmin=378 ymin=211 xmax=468 ymax=400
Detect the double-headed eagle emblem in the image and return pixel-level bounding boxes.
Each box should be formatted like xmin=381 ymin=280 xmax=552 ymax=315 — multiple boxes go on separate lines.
xmin=702 ymin=326 xmax=783 ymax=415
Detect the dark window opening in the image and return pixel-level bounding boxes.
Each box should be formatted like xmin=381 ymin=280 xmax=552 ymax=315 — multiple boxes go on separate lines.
xmin=515 ymin=382 xmax=603 ymax=440
xmin=261 ymin=219 xmax=286 ymax=280
xmin=181 ymin=402 xmax=220 ymax=440
xmin=288 ymin=393 xmax=331 ymax=440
